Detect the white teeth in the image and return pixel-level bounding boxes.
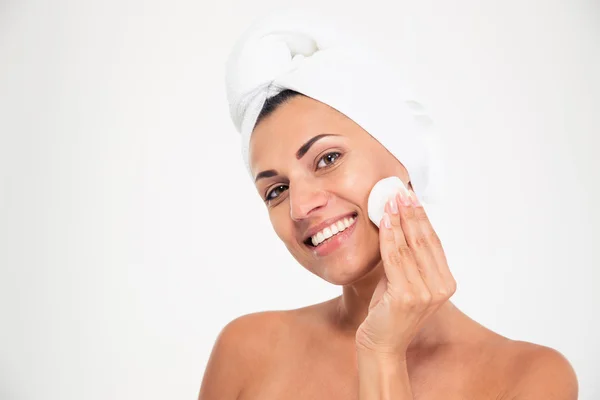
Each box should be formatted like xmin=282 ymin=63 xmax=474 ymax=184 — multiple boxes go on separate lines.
xmin=310 ymin=216 xmax=356 ymax=247
xmin=316 ymin=232 xmax=325 ymax=243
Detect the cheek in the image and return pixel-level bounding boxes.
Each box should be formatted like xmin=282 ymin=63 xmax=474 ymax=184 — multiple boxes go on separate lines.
xmin=336 ymin=159 xmax=380 ymax=207
xmin=269 ymin=209 xmax=294 ymax=243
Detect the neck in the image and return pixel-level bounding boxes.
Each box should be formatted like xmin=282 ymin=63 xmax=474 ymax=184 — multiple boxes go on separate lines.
xmin=332 ymin=261 xmax=463 ymax=350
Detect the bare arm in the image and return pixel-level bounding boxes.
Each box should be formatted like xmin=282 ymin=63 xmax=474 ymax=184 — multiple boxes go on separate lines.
xmin=357 ymin=349 xmax=413 ymax=400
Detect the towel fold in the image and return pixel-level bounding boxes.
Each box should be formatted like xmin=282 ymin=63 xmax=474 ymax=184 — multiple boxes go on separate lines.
xmin=225 ymin=9 xmax=443 ymax=203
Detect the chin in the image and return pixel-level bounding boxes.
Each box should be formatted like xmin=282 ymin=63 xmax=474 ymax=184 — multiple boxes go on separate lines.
xmin=314 ymin=255 xmax=380 ymax=286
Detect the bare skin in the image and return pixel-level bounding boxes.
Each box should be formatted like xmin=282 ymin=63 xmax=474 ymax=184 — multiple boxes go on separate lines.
xmin=232 ymin=301 xmax=512 ymax=399
xmin=198 ymin=95 xmax=578 ymax=400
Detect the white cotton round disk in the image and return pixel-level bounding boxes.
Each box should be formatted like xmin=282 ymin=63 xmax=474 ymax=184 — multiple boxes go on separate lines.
xmin=367 ymin=176 xmax=408 ymax=227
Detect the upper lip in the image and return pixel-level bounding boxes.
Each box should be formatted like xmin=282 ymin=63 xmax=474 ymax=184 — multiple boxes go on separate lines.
xmin=302 ymin=212 xmax=357 ymax=242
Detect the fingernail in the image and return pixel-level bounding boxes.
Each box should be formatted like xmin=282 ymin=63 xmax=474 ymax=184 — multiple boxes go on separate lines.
xmin=397 ymin=190 xmax=411 ymax=207
xmin=388 ymin=196 xmax=398 ymax=214
xmin=382 ymin=213 xmax=391 ymax=229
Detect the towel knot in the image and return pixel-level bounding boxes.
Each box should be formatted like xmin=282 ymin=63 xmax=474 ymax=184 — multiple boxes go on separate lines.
xmin=225 ymin=10 xmax=445 ymax=204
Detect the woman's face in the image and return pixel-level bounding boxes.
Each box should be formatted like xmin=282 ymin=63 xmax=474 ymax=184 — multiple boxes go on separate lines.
xmin=249 ymin=95 xmax=411 ymax=285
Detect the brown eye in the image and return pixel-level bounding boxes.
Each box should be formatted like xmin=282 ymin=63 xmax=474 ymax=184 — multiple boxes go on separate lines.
xmin=265 ymin=184 xmax=288 ymax=202
xmin=316 ymin=152 xmax=341 ymax=169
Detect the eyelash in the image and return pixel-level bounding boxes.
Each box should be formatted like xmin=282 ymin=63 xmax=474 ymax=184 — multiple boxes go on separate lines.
xmin=264 ymin=151 xmax=342 ymax=203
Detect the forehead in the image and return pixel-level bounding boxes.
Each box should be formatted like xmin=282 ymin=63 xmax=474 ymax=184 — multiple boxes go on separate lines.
xmin=248 ymin=96 xmax=354 ymax=173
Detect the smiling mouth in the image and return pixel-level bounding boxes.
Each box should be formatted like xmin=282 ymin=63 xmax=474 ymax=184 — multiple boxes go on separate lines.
xmin=303 ymin=212 xmax=358 ymax=248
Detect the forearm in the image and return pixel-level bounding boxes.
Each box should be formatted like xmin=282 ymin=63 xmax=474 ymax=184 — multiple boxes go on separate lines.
xmin=357 ymin=349 xmax=413 ymax=400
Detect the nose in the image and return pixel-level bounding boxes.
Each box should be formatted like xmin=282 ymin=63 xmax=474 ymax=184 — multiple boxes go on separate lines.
xmin=289 ymin=179 xmax=329 ymax=221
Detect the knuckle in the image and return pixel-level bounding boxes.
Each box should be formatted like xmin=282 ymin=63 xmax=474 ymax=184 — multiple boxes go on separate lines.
xmin=385 ymin=235 xmax=397 ymax=248
xmin=428 ymin=231 xmax=442 ymax=248
xmin=390 ymin=215 xmax=402 ymax=227
xmin=397 ymin=244 xmax=413 ymax=259
xmin=449 ymin=279 xmax=458 ymax=294
xmin=400 ymin=292 xmax=418 ymax=308
xmin=410 ymin=235 xmax=429 ymax=249
xmin=415 ymin=207 xmax=429 ymax=222
xmin=386 ymin=250 xmax=403 ymax=266
xmin=420 ymin=292 xmax=433 ymax=305
xmin=401 ymin=205 xmax=415 ymax=220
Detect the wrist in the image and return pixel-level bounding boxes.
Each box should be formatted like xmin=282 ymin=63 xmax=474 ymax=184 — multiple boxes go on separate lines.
xmin=356 ymin=347 xmax=412 ymax=400
xmin=356 ymin=345 xmax=408 ymax=365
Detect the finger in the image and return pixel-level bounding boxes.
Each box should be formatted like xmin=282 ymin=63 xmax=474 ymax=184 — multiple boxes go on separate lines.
xmin=396 ymin=189 xmax=445 ymax=299
xmin=385 ymin=194 xmax=407 ymax=247
xmin=383 ymin=199 xmax=429 ymax=297
xmin=378 ymin=211 xmax=411 ymax=289
xmin=406 ymin=189 xmax=456 ymax=294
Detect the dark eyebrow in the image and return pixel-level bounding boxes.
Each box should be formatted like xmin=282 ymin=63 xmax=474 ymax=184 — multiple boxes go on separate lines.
xmin=254 ymin=133 xmax=340 ymax=183
xmin=254 ymin=169 xmax=278 ymax=183
xmin=296 ymin=133 xmax=340 ymax=160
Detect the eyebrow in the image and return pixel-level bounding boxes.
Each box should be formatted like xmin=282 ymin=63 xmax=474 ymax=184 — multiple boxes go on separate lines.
xmin=254 ymin=133 xmax=340 ymax=183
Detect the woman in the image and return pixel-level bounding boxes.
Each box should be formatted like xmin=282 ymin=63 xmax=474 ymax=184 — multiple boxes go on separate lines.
xmin=199 ymin=12 xmax=578 ymax=400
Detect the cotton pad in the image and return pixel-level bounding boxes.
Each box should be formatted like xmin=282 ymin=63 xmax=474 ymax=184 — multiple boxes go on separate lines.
xmin=367 ymin=176 xmax=409 ymax=227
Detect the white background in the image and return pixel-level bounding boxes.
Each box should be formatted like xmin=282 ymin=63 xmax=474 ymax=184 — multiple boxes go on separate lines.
xmin=1 ymin=0 xmax=599 ymax=399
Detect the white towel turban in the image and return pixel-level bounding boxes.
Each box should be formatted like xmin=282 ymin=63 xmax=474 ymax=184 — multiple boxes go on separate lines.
xmin=225 ymin=10 xmax=443 ymax=204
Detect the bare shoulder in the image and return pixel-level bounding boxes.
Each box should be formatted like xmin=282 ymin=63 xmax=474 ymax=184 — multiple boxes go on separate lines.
xmin=198 ymin=310 xmax=295 ymax=400
xmin=444 ymin=319 xmax=578 ymax=400
xmin=503 ymin=340 xmax=579 ymax=399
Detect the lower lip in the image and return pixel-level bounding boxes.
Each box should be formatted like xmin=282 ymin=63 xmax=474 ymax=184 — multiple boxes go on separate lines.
xmin=309 ymin=218 xmax=358 ymax=257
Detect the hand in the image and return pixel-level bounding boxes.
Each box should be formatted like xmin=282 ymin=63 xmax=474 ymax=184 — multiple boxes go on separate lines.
xmin=355 ymin=188 xmax=457 ymax=357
